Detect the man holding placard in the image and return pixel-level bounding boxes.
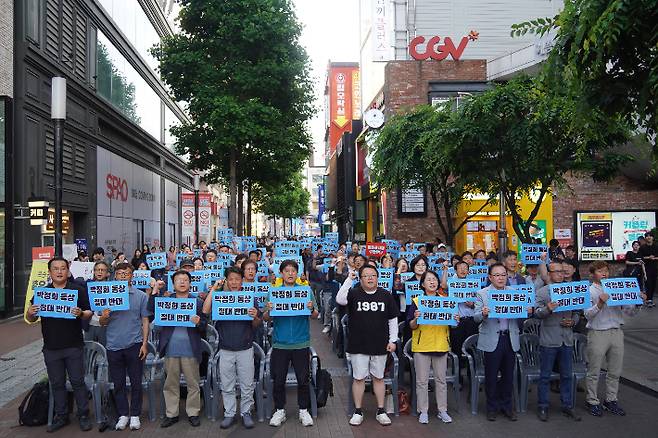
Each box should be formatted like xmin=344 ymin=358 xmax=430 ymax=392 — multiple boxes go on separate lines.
xmin=584 ymin=261 xmax=645 ymax=418
xmin=202 ymin=267 xmax=261 ymax=429
xmin=83 ymin=261 xmax=111 ymax=346
xmin=98 ymin=263 xmax=151 ymax=431
xmin=535 ymin=261 xmax=581 ymax=422
xmin=336 ymin=264 xmax=398 ymax=427
xmin=149 ymin=270 xmax=206 ymax=428
xmin=25 ymin=257 xmax=93 ymax=433
xmin=263 ymin=260 xmax=318 ymax=428
xmin=474 ymin=262 xmax=528 ymax=422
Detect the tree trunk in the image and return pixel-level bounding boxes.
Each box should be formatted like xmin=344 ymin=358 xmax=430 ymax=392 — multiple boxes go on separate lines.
xmin=246 ymin=181 xmax=252 ymax=236
xmin=229 ymin=149 xmax=238 ymax=232
xmin=237 ymin=179 xmax=244 ymax=236
xmin=273 ymin=215 xmax=277 ymax=236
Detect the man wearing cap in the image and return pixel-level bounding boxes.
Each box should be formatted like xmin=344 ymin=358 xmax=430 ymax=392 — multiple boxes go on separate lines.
xmin=99 ymin=263 xmax=152 ymax=430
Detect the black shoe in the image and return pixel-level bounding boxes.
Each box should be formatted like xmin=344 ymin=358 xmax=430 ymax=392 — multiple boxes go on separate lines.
xmin=537 ymin=407 xmax=548 ymax=422
xmin=189 ymin=416 xmax=201 ymax=427
xmin=220 ymin=416 xmax=235 ymax=429
xmin=160 ymin=416 xmax=179 ymax=428
xmin=586 ymin=402 xmax=603 ymax=417
xmin=486 ymin=411 xmax=497 ymax=421
xmin=550 ymin=381 xmax=560 ymax=393
xmin=562 ymin=408 xmax=582 ymax=421
xmin=78 ymin=415 xmax=92 ymax=431
xmin=503 ymin=409 xmax=518 ymax=421
xmin=602 ymin=400 xmax=626 ymax=416
xmin=47 ymin=416 xmax=70 ymax=433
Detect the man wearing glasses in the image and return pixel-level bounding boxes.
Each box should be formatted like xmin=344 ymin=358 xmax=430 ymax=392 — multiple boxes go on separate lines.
xmin=474 ymin=262 xmax=524 ymax=422
xmin=99 ymin=262 xmax=151 ymax=430
xmin=336 ymin=264 xmax=399 ymax=427
xmin=535 ymin=261 xmax=581 ymax=422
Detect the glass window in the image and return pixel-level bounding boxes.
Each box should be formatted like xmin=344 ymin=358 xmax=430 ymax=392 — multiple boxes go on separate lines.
xmin=98 ymin=0 xmax=161 ymax=72
xmin=0 ymin=101 xmax=5 ymax=202
xmin=164 ymin=105 xmax=179 ymax=151
xmin=96 ymin=31 xmax=162 ymax=140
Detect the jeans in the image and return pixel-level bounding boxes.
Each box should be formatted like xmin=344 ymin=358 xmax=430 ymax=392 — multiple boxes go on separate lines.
xmin=538 ymin=345 xmax=573 ymax=409
xmin=43 ymin=347 xmax=89 ymax=417
xmin=322 ymin=292 xmax=333 ymax=328
xmin=107 ymin=343 xmax=145 ymax=417
xmin=270 ymin=347 xmax=310 ymax=410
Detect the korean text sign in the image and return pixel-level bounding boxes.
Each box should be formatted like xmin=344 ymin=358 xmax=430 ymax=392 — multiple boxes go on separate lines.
xmin=87 ymin=281 xmax=130 ymax=312
xmin=378 ymin=268 xmax=395 ymax=291
xmin=211 ymin=291 xmax=253 ymax=321
xmin=488 ymin=289 xmax=530 ymax=319
xmin=132 ymin=270 xmax=152 ymax=289
xmin=33 ymin=288 xmax=78 ymax=319
xmin=146 ymin=252 xmax=167 ymax=269
xmin=417 ymin=296 xmax=458 ymax=326
xmin=242 ymin=282 xmax=271 ymax=310
xmin=549 ymin=281 xmax=591 ymax=312
xmin=601 ymin=278 xmax=643 ymax=306
xmin=405 ymin=281 xmax=422 ymax=305
xmin=511 ymin=283 xmax=536 ymax=306
xmin=269 ymin=286 xmax=312 ymax=316
xmin=154 ymin=297 xmax=196 ymax=327
xmin=447 ymin=278 xmax=480 ymax=302
xmin=520 ymin=244 xmax=548 ymax=264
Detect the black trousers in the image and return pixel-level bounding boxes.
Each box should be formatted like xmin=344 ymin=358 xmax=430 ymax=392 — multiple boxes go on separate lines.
xmin=43 ymin=347 xmax=89 ymax=417
xmin=107 ymin=343 xmax=144 ymax=417
xmin=646 ymin=268 xmax=657 ymax=301
xmin=270 ymin=347 xmax=310 ymax=410
xmin=483 ymin=333 xmax=515 ymax=413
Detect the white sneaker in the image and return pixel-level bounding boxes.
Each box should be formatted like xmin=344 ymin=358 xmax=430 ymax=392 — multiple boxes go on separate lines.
xmin=322 ymin=326 xmax=331 ymax=334
xmin=317 ymin=314 xmax=322 ymax=320
xmin=299 ymin=409 xmax=313 ymax=426
xmin=418 ymin=412 xmax=429 ymax=424
xmin=269 ymin=409 xmax=286 ymax=427
xmin=349 ymin=412 xmax=364 ymax=426
xmin=376 ymin=412 xmax=392 ymax=426
xmin=129 ymin=416 xmax=140 ymax=430
xmin=115 ymin=416 xmax=129 ymax=430
xmin=437 ymin=411 xmax=453 ymax=423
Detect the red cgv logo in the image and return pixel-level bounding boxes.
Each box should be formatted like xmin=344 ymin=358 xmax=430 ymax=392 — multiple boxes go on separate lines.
xmin=106 ymin=173 xmax=128 ymax=202
xmin=409 ymin=30 xmax=479 ymax=61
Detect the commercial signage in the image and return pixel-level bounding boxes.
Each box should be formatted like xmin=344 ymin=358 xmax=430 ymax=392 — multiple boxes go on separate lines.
xmin=365 ymin=242 xmax=387 ymax=258
xmin=181 ymin=192 xmax=195 ymax=244
xmin=398 ymin=187 xmax=427 ymax=216
xmin=198 ymin=193 xmax=212 ymax=241
xmin=32 ymin=246 xmax=55 ymax=261
xmin=44 ymin=209 xmax=70 ymax=234
xmin=328 ymin=65 xmax=359 ymax=152
xmin=371 ymin=0 xmax=393 ymax=61
xmin=576 ymin=211 xmax=656 ymax=261
xmin=409 ymin=31 xmax=479 ymax=61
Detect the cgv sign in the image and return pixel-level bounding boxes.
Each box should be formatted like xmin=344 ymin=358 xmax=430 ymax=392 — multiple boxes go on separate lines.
xmin=409 ymin=30 xmax=479 ymax=61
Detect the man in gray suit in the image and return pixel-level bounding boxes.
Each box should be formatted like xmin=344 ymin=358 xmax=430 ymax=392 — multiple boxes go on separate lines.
xmin=535 ymin=260 xmax=581 ymax=422
xmin=474 ymin=262 xmax=525 ymax=421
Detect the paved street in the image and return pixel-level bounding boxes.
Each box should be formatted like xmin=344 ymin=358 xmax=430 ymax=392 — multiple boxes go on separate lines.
xmin=1 ymin=314 xmax=657 ymax=438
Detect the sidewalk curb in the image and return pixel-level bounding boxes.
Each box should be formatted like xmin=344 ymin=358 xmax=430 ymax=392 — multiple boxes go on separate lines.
xmin=620 ymin=376 xmax=658 ymax=399
xmin=0 ymin=314 xmax=22 ymax=325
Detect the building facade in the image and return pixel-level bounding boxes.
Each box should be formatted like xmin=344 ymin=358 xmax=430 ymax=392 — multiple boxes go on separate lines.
xmin=5 ymin=0 xmax=192 ymax=315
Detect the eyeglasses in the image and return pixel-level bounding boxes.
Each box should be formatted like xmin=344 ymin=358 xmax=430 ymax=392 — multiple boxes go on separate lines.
xmin=490 ymin=273 xmax=507 ymax=278
xmin=361 ymin=274 xmax=378 ymax=279
xmin=548 ymin=269 xmax=565 ymax=273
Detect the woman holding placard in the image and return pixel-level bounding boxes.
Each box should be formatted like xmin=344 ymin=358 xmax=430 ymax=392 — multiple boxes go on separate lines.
xmin=407 ymin=270 xmax=457 ymax=424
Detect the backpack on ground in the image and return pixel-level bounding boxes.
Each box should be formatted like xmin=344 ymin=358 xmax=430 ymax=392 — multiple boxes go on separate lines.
xmin=18 ymin=381 xmax=50 ymax=426
xmin=98 ymin=389 xmax=119 ymax=432
xmin=314 ymin=356 xmax=334 ymax=408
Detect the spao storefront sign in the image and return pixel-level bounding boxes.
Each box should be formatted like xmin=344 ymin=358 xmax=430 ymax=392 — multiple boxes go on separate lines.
xmin=409 ymin=30 xmax=479 ymax=61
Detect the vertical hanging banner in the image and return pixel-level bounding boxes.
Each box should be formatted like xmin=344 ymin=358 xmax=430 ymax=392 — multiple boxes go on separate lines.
xmin=372 ymin=0 xmax=393 ymax=61
xmin=181 ymin=192 xmax=196 ymax=245
xmin=154 ymin=297 xmax=196 ymax=327
xmin=24 ymin=261 xmax=50 ymax=323
xmin=198 ymin=193 xmax=212 ymax=242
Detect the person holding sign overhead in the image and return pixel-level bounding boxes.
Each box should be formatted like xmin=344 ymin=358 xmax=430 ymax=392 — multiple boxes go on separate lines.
xmin=584 ymin=261 xmax=645 ymax=418
xmin=474 ymin=262 xmax=526 ymax=422
xmin=263 ymin=260 xmax=318 ymax=428
xmin=26 ymin=257 xmax=93 ymax=433
xmin=336 ymin=265 xmax=399 ymax=427
xmin=408 ymin=270 xmax=458 ymax=424
xmin=149 ymin=270 xmax=207 ymax=428
xmin=202 ymin=267 xmax=261 ymax=429
xmin=98 ymin=263 xmax=151 ymax=431
xmin=535 ymin=260 xmax=581 ymax=422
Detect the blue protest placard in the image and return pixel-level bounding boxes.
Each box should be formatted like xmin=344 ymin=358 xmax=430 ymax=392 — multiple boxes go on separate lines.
xmin=202 ymin=269 xmax=225 ymax=288
xmin=189 ymin=281 xmax=207 ymax=297
xmin=175 ymin=253 xmax=189 ymax=268
xmin=549 ymin=281 xmax=590 ymax=311
xmin=410 ymin=243 xmax=426 ymax=252
xmin=146 ymin=252 xmax=167 ymax=269
xmin=417 ymin=296 xmax=458 ymax=326
xmin=378 ymin=268 xmax=395 ymax=291
xmin=325 ymin=232 xmax=339 ymax=242
xmin=601 ymin=278 xmax=643 ymax=306
xmin=211 ymin=291 xmax=253 ymax=321
xmin=399 ymin=251 xmax=419 ymax=262
xmin=269 ymin=286 xmax=312 ymax=316
xmin=473 ymin=259 xmax=487 ymax=266
xmin=192 ymin=249 xmax=202 ymax=258
xmin=33 ymin=288 xmax=78 ymax=319
xmin=256 ymin=260 xmax=270 ymax=278
xmin=276 ymin=247 xmax=300 ymax=257
xmin=447 ymin=277 xmax=481 ymax=302
xmin=242 ymin=282 xmax=270 ymax=310
xmin=217 ymin=253 xmax=236 ymax=264
xmin=273 ymin=256 xmax=304 ymax=270
xmin=467 ymin=274 xmax=488 ymax=288
xmin=87 ymin=281 xmax=130 ymax=312
xmin=405 ymin=281 xmax=422 ymax=305
xmin=204 ymin=261 xmax=227 ymax=271
xmin=520 ymin=244 xmax=548 ymax=264
xmin=400 ymin=272 xmax=415 ymax=283
xmin=470 ymin=266 xmax=489 ymax=276
xmin=488 ymin=289 xmax=530 ymax=319
xmin=511 ymin=283 xmax=536 ymax=306
xmin=154 ymin=297 xmax=196 ymax=327
xmin=131 ymin=270 xmax=152 ymax=289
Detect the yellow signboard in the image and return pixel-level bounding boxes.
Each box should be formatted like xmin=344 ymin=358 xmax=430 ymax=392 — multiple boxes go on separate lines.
xmin=23 ymin=261 xmax=49 ymax=324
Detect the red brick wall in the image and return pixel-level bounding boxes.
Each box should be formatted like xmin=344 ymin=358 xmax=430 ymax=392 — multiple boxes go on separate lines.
xmin=382 ymin=60 xmax=487 ymax=245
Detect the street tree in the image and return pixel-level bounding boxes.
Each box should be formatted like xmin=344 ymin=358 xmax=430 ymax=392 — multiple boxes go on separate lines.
xmin=455 ymin=77 xmax=631 ymax=243
xmin=152 ymin=0 xmax=315 ymax=234
xmin=370 ymin=104 xmax=490 ymax=247
xmin=253 ymin=172 xmax=310 ymax=236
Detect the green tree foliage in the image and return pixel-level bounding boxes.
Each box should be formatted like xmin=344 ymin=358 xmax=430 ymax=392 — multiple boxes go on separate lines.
xmin=253 ymin=172 xmax=310 ymax=219
xmin=96 ymin=42 xmax=139 ymax=124
xmin=152 ymin=0 xmax=315 ymax=229
xmin=514 ymin=1 xmax=658 ymax=162
xmin=371 ymin=104 xmax=488 ymax=247
xmin=455 ymin=77 xmax=630 ymax=243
